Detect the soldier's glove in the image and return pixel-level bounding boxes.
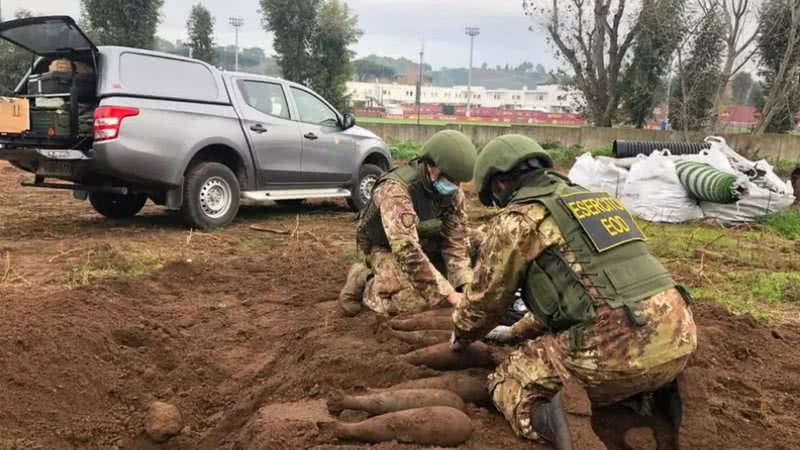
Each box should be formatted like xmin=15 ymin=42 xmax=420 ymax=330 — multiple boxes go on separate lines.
xmin=485 ymin=325 xmax=515 ymax=343
xmin=449 ymin=332 xmax=470 ymax=353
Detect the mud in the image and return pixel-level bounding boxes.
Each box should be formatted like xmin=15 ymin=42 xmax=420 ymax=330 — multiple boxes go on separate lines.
xmin=1 ymin=161 xmax=800 ymax=450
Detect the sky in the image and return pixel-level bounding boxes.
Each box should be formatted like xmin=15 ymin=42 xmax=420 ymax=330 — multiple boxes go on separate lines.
xmin=0 ymin=0 xmax=556 ymax=70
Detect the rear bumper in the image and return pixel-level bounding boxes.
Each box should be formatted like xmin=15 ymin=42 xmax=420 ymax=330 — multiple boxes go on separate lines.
xmin=93 ymin=139 xmax=180 ymax=188
xmin=0 ymin=147 xmax=94 ymax=181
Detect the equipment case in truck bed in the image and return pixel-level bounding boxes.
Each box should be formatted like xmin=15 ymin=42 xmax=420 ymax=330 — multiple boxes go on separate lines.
xmin=27 ymin=72 xmax=96 ymax=102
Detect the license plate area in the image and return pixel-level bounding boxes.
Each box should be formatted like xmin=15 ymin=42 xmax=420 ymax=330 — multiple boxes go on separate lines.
xmin=36 ymin=161 xmax=78 ymax=177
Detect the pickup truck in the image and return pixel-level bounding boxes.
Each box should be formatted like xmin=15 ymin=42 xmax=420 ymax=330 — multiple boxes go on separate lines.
xmin=0 ymin=16 xmax=392 ymax=229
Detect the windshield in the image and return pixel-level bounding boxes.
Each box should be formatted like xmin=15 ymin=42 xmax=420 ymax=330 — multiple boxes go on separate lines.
xmin=0 ymin=16 xmax=95 ymax=57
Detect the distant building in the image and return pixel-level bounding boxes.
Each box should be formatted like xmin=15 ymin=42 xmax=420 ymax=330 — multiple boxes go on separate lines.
xmin=346 ymin=81 xmax=580 ymax=113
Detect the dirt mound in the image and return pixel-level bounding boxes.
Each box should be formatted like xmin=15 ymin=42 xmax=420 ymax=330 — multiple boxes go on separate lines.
xmin=1 ymin=229 xmax=799 ymax=449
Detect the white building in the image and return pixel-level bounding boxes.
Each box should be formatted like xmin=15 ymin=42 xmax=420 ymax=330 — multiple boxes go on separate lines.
xmin=346 ymin=81 xmax=578 ymax=113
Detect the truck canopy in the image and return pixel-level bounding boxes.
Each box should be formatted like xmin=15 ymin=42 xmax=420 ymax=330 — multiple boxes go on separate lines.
xmin=0 ymin=15 xmax=96 ymax=57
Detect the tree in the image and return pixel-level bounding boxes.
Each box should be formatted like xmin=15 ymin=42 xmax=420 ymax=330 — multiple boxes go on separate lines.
xmin=731 ymin=71 xmax=754 ymax=104
xmin=0 ymin=9 xmax=34 ymax=95
xmin=81 ymin=0 xmax=164 ymax=49
xmin=309 ymin=0 xmax=363 ymax=111
xmin=535 ymin=64 xmax=547 ymax=76
xmin=669 ymin=3 xmax=726 ymax=133
xmin=516 ymin=61 xmax=534 ymax=72
xmin=524 ymin=0 xmax=642 ymax=127
xmin=259 ymin=0 xmax=321 ymax=83
xmin=186 ymin=3 xmax=216 ymax=65
xmin=622 ymin=0 xmax=687 ymax=128
xmin=353 ymin=59 xmax=396 ymax=81
xmin=755 ymin=0 xmax=800 ymax=133
xmin=481 ymin=62 xmax=489 ymax=70
xmin=709 ymin=0 xmax=761 ymax=131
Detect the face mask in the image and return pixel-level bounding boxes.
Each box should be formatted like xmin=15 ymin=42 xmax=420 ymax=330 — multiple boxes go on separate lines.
xmin=433 ymin=177 xmax=459 ymax=197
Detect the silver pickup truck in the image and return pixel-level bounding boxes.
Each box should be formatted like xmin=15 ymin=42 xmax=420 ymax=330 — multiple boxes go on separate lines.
xmin=0 ymin=16 xmax=391 ymax=229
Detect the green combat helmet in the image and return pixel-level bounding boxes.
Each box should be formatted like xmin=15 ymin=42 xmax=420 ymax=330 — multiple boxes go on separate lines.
xmin=473 ymin=134 xmax=554 ymax=206
xmin=419 ymin=130 xmax=478 ymax=182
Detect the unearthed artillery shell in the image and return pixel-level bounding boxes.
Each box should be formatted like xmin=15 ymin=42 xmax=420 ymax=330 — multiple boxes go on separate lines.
xmin=389 ymin=316 xmax=453 ymax=332
xmin=389 ymin=372 xmax=490 ymax=405
xmin=389 ymin=329 xmax=451 ymax=348
xmin=330 ymin=406 xmax=473 ymax=446
xmin=401 ymin=342 xmax=496 ymax=370
xmin=327 ymin=388 xmax=465 ymax=416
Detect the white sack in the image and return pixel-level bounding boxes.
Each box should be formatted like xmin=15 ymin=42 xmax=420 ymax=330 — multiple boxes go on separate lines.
xmin=624 ymin=152 xmax=704 ymax=223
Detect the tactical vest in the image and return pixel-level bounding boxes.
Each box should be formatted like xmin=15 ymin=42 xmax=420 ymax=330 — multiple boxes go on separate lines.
xmin=357 ymin=162 xmax=452 ymax=251
xmin=512 ymin=173 xmax=675 ymax=333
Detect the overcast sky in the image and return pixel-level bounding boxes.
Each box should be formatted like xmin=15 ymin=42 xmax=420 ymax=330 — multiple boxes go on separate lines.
xmin=0 ymin=0 xmax=556 ymax=70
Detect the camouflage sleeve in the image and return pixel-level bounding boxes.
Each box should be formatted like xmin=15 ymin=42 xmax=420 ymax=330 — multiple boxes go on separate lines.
xmin=376 ymin=181 xmax=455 ymax=306
xmin=452 ymin=211 xmax=539 ymax=343
xmin=440 ymin=189 xmax=472 ymax=290
xmin=510 ymin=312 xmax=546 ymax=339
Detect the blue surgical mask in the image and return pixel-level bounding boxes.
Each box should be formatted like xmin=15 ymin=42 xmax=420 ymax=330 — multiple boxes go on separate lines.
xmin=433 ymin=177 xmax=459 ymax=197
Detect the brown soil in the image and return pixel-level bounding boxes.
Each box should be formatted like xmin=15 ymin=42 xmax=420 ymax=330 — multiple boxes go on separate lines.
xmin=2 ymin=161 xmax=800 ymax=450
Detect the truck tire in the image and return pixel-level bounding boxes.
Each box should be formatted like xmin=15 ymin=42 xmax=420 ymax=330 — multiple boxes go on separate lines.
xmin=350 ymin=164 xmax=383 ymax=212
xmin=182 ymin=162 xmax=240 ymax=230
xmin=89 ymin=192 xmax=147 ymax=219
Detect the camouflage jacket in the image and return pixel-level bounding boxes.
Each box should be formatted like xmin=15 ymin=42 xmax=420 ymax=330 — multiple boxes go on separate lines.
xmin=452 ymin=203 xmax=560 ymax=342
xmin=361 ymin=180 xmax=471 ymax=307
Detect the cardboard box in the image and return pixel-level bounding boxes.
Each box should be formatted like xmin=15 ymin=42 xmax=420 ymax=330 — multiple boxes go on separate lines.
xmin=0 ymin=97 xmax=30 ymax=134
xmin=49 ymin=58 xmax=93 ymax=74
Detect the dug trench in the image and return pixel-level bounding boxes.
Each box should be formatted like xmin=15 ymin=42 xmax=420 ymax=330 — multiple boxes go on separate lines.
xmin=1 ymin=246 xmax=799 ymax=450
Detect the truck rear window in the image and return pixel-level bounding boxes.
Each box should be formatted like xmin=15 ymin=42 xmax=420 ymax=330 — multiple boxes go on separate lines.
xmin=119 ymin=53 xmax=220 ymax=102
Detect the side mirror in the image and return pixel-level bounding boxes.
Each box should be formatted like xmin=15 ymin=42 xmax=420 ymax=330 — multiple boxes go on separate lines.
xmin=341 ymin=113 xmax=357 ymax=130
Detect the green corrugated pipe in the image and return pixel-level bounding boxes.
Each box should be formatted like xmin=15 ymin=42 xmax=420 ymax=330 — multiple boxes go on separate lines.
xmin=675 ymin=161 xmax=745 ymax=204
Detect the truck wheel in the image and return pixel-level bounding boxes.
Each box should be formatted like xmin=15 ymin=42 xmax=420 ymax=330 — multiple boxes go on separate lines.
xmin=182 ymin=162 xmax=240 ymax=230
xmin=350 ymin=164 xmax=383 ymax=212
xmin=89 ymin=192 xmax=147 ymax=219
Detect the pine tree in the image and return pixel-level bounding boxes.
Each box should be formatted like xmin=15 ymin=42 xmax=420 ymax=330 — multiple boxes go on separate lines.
xmin=80 ymin=0 xmax=164 ymax=49
xmin=186 ymin=3 xmax=217 ymax=65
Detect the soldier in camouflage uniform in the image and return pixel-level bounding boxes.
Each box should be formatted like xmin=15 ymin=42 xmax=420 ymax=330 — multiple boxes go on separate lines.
xmin=338 ymin=130 xmax=478 ymax=317
xmin=450 ymin=135 xmax=697 ymax=450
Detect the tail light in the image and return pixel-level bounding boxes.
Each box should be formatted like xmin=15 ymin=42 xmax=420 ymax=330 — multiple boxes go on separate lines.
xmin=93 ymin=106 xmax=139 ymax=142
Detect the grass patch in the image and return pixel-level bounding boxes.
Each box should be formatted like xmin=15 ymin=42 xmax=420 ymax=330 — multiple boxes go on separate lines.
xmin=387 ymin=138 xmax=420 ymax=161
xmin=762 ymin=208 xmax=800 ymax=239
xmin=772 ymin=159 xmax=799 ymax=179
xmin=239 ymin=237 xmax=275 ymax=253
xmin=643 ymin=221 xmax=800 ymax=322
xmin=66 ymin=244 xmax=164 ymax=286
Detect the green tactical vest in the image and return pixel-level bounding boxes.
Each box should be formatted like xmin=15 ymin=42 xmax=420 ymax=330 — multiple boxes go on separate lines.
xmin=511 ymin=172 xmax=675 ymax=333
xmin=358 ymin=161 xmax=451 ymax=251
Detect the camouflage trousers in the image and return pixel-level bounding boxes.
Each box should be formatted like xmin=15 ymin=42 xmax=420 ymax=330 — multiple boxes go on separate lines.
xmin=489 ymin=289 xmax=697 ymax=441
xmin=363 ymin=248 xmax=444 ymax=315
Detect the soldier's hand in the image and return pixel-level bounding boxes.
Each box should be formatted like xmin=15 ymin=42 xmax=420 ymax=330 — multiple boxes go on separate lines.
xmin=446 ymin=292 xmax=463 ymax=307
xmin=485 ymin=325 xmax=515 ymax=343
xmin=449 ymin=332 xmax=469 ymax=352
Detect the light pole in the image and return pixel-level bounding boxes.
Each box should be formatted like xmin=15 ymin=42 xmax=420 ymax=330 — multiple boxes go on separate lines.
xmin=417 ymin=41 xmax=424 ymax=126
xmin=229 ymin=17 xmax=244 ymax=72
xmin=465 ymin=27 xmax=480 ymax=118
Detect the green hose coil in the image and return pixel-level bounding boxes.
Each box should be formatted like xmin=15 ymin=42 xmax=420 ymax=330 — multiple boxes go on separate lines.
xmin=675 ymin=161 xmax=742 ymax=204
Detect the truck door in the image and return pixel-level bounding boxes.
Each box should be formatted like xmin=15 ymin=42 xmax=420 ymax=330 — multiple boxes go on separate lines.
xmin=289 ymin=87 xmax=355 ymax=186
xmin=233 ymin=79 xmax=302 ymax=188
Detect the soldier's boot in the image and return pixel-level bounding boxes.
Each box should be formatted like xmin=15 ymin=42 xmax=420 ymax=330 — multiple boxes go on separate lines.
xmin=531 ymin=381 xmax=607 ymax=450
xmin=338 ymin=263 xmax=370 ymax=317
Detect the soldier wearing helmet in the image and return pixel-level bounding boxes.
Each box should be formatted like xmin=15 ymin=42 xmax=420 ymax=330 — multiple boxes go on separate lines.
xmin=450 ymin=134 xmax=697 ymax=449
xmin=338 ymin=130 xmax=478 ymax=316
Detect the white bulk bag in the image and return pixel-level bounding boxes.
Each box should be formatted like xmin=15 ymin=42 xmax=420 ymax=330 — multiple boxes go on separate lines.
xmin=701 ymin=181 xmax=795 ymax=223
xmin=624 ymin=152 xmax=704 ymax=223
